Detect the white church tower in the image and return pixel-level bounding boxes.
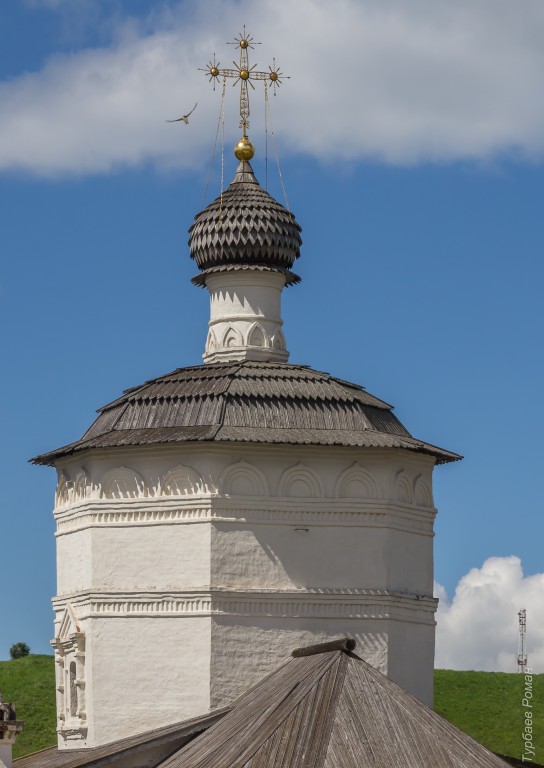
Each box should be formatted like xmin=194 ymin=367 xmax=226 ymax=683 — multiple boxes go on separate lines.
xmin=33 ymin=32 xmax=459 ymax=751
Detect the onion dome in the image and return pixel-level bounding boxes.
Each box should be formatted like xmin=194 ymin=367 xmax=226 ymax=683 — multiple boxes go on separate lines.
xmin=188 ymin=161 xmax=302 ymax=286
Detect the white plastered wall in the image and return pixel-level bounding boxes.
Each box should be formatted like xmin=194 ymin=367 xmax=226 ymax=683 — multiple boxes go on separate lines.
xmin=203 ymin=271 xmax=288 ymax=363
xmin=86 ymin=616 xmax=211 ymax=746
xmin=209 ymin=616 xmax=436 ymax=709
xmin=52 ymin=442 xmax=438 ymax=747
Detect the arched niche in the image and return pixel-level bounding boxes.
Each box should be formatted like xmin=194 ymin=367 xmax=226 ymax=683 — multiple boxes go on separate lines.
xmin=335 ymin=462 xmax=378 ymax=499
xmin=414 ymin=475 xmax=433 ymax=508
xmin=55 ymin=473 xmax=72 ymax=508
xmin=100 ymin=466 xmax=145 ymax=499
xmin=220 ymin=460 xmax=269 ymax=497
xmin=272 ymin=329 xmax=286 ymax=351
xmin=73 ymin=468 xmax=92 ymax=502
xmin=161 ymin=464 xmax=203 ymax=496
xmin=69 ymin=662 xmax=78 ymax=717
xmin=205 ymin=329 xmax=218 ymax=354
xmin=277 ymin=463 xmax=323 ymax=498
xmin=395 ymin=471 xmax=413 ymax=504
xmin=222 ymin=326 xmax=242 ymax=349
xmin=247 ymin=322 xmax=268 ymax=348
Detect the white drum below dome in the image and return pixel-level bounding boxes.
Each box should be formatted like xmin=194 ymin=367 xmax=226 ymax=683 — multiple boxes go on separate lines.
xmin=203 ymin=271 xmax=289 ymax=363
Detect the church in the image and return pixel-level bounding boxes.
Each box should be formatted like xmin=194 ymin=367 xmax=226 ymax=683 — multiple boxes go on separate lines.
xmin=7 ymin=29 xmax=513 ymax=768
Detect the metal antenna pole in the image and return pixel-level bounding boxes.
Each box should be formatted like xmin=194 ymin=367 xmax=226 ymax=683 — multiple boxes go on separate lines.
xmin=517 ymin=609 xmax=527 ymax=673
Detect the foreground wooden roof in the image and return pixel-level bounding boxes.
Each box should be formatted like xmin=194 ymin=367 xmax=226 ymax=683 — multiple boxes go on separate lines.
xmin=157 ymin=638 xmax=509 ymax=768
xmin=32 ymin=362 xmax=460 ymax=466
xmin=15 ymin=639 xmax=513 ymax=768
xmin=13 ymin=709 xmax=228 ymax=768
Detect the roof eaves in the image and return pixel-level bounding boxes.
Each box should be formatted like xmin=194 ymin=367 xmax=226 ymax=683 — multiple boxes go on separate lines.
xmin=30 ymin=425 xmax=223 ymax=466
xmin=13 ymin=708 xmax=230 ymax=768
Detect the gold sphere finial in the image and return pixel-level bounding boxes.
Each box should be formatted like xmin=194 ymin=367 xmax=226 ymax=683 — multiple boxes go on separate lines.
xmin=234 ymin=135 xmax=255 ymax=161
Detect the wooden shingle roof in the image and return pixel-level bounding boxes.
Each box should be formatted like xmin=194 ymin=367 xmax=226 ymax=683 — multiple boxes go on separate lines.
xmin=15 ymin=641 xmax=515 ymax=768
xmin=32 ymin=362 xmax=460 ymax=465
xmin=156 ymin=639 xmax=511 ymax=768
xmin=188 ymin=160 xmax=302 ymax=280
xmin=13 ymin=709 xmax=228 ymax=768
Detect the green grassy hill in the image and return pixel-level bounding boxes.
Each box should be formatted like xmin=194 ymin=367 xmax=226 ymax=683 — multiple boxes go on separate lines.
xmin=0 ymin=655 xmax=56 ymax=758
xmin=434 ymin=669 xmax=544 ymax=765
xmin=1 ymin=656 xmax=542 ymax=763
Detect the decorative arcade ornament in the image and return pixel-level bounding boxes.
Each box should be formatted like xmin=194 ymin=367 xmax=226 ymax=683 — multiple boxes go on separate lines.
xmin=201 ymin=26 xmax=288 ymax=160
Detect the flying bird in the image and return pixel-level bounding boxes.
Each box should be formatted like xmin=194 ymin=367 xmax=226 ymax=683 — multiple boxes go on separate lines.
xmin=166 ymin=103 xmax=197 ymax=125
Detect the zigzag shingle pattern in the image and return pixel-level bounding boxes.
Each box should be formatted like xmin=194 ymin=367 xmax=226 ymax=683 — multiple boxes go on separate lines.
xmin=191 ymin=263 xmax=300 ymax=287
xmin=188 ymin=161 xmax=302 ymax=272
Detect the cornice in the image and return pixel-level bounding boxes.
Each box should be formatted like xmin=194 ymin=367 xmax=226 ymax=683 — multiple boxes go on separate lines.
xmin=54 ymin=443 xmax=438 ymax=471
xmin=52 ymin=587 xmax=437 ymax=625
xmin=54 ymin=496 xmax=436 ymax=536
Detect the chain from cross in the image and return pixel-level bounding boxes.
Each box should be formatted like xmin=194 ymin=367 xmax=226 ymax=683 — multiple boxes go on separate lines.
xmin=201 ymin=27 xmax=287 ymax=135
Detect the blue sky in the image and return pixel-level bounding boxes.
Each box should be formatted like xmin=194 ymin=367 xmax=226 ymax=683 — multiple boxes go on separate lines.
xmin=1 ymin=0 xmax=543 ymax=670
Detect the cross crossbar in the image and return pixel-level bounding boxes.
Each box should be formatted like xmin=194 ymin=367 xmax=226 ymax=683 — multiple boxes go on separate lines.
xmin=202 ymin=27 xmax=287 ymax=135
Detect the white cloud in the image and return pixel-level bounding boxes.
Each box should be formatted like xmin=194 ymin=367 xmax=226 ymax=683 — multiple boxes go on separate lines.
xmin=435 ymin=556 xmax=544 ymax=672
xmin=3 ymin=0 xmax=544 ymax=174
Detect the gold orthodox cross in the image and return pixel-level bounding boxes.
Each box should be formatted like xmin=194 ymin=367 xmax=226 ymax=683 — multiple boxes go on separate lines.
xmin=202 ymin=27 xmax=287 ymax=139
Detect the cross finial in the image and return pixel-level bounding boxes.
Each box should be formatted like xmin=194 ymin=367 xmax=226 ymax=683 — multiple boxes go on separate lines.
xmin=201 ymin=27 xmax=288 ymax=160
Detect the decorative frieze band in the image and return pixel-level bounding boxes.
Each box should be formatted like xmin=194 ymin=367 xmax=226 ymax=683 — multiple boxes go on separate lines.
xmin=54 ymin=497 xmax=435 ymax=536
xmin=55 ymin=460 xmax=435 ymax=513
xmin=52 ymin=588 xmax=437 ymax=625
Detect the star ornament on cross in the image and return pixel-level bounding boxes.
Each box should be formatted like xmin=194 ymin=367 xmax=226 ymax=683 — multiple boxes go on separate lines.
xmin=201 ymin=26 xmax=288 ymax=135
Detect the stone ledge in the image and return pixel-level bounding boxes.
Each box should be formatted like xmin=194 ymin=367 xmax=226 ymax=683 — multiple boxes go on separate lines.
xmin=54 ymin=496 xmax=436 ymax=536
xmin=52 ymin=588 xmax=437 ymax=624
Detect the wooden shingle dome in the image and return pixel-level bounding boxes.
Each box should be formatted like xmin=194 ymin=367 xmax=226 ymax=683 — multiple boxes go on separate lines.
xmin=188 ymin=161 xmax=302 ymax=286
xmin=32 ymin=362 xmax=460 ymax=465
